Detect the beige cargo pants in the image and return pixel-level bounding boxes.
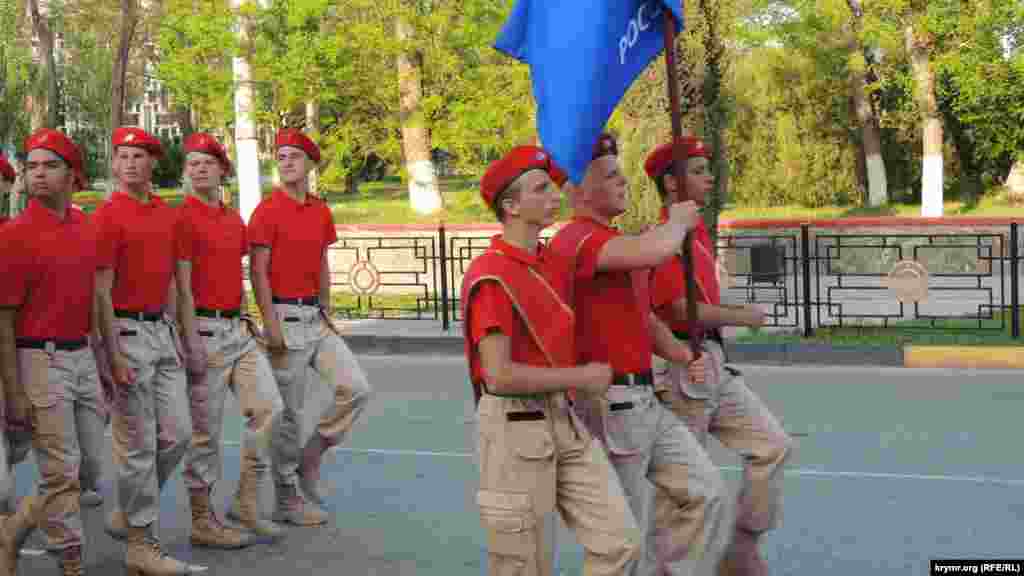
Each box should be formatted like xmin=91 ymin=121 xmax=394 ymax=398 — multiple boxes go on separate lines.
xmin=268 ymin=303 xmax=372 ymax=488
xmin=1 ymin=362 xmax=34 ymax=512
xmin=576 ymin=384 xmax=730 ymax=576
xmin=477 ymin=393 xmax=640 ymax=576
xmin=652 ymin=339 xmax=793 ymax=538
xmin=17 ymin=344 xmax=106 ymax=552
xmin=110 ymin=317 xmax=192 ymax=528
xmin=183 ymin=316 xmax=283 ymax=490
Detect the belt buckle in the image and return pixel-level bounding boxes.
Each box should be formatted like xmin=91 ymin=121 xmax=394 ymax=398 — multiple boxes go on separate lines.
xmin=45 ymin=341 xmax=55 ymax=354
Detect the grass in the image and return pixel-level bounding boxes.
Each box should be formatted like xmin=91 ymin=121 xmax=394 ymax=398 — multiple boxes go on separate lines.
xmin=328 ymin=178 xmax=577 ymax=225
xmin=735 ymin=309 xmax=1024 ymax=347
xmin=68 ymin=179 xmax=1022 ymax=223
xmin=243 ymin=291 xmax=439 ymax=322
xmin=720 ymin=196 xmax=1024 ymax=222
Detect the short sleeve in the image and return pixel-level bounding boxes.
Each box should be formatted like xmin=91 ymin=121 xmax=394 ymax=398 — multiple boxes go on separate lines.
xmin=468 ymin=281 xmax=516 ymax=346
xmin=575 ymin=226 xmax=617 ymax=281
xmin=0 ymin=227 xmax=31 ymax=308
xmin=237 ymin=213 xmax=249 ymax=258
xmin=650 ymin=255 xmax=687 ymax=311
xmin=174 ymin=210 xmax=194 ymax=263
xmin=93 ymin=204 xmax=121 ymax=270
xmin=246 ymin=201 xmax=274 ymax=249
xmin=323 ymin=204 xmax=338 ymax=249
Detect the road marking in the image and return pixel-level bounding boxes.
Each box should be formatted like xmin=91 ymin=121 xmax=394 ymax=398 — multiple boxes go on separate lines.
xmin=320 ymin=447 xmax=1024 ymax=487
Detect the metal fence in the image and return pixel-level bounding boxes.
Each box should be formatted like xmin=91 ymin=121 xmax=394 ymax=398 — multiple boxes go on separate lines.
xmin=326 ymin=222 xmax=1023 ymax=339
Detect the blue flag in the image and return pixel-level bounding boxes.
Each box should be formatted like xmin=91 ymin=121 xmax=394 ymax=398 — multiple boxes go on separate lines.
xmin=495 ymin=0 xmax=683 ymax=185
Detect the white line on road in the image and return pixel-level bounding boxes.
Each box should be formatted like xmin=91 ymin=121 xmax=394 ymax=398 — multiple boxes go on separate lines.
xmin=321 ymin=446 xmax=1024 ymax=487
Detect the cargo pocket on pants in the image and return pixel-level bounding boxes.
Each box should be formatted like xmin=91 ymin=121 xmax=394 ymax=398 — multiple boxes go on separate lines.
xmin=603 ymin=389 xmax=646 ymax=457
xmin=19 ymin=349 xmax=57 ymax=409
xmin=478 ymin=490 xmax=536 ymax=576
xmin=277 ymin=311 xmax=307 ymax=351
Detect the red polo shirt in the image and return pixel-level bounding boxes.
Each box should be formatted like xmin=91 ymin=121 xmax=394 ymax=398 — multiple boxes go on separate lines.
xmin=549 ymin=218 xmax=653 ymax=374
xmin=0 ymin=199 xmax=97 ymax=340
xmin=175 ymin=195 xmax=247 ymax=311
xmin=650 ymin=216 xmax=719 ymax=333
xmin=467 ymin=236 xmax=572 ymax=384
xmin=94 ymin=191 xmax=178 ymax=311
xmin=247 ymin=189 xmax=337 ymax=299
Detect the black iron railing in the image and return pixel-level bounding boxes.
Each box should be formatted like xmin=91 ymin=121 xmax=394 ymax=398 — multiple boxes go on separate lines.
xmin=325 ymin=222 xmax=1023 ymax=339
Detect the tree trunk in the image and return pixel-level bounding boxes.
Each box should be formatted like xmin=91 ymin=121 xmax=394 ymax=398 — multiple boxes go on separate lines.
xmin=846 ymin=0 xmax=887 ymax=207
xmin=1007 ymin=160 xmax=1024 ymax=204
xmin=26 ymin=0 xmax=58 ymax=129
xmin=699 ymin=0 xmax=726 ymax=244
xmin=396 ymin=16 xmax=442 ymax=215
xmin=176 ymin=105 xmax=194 ymax=137
xmin=108 ymin=0 xmax=137 ymax=198
xmin=232 ymin=0 xmax=260 ymax=222
xmin=306 ymin=100 xmax=319 ymax=197
xmin=905 ymin=24 xmax=944 ymax=217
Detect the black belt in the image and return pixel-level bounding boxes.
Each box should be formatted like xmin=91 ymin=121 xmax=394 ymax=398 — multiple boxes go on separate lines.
xmin=114 ymin=310 xmax=163 ymax=322
xmin=673 ymin=329 xmax=724 ymax=344
xmin=16 ymin=338 xmax=87 ymax=351
xmin=272 ymin=295 xmax=319 ymax=306
xmin=613 ymin=370 xmax=653 ymax=387
xmin=196 ymin=308 xmax=240 ymax=319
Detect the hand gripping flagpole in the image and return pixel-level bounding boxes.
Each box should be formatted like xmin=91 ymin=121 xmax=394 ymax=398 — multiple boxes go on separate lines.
xmin=662 ymin=9 xmax=702 ymax=356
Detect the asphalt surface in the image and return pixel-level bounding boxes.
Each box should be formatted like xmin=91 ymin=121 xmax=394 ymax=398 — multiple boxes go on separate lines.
xmin=12 ymin=356 xmax=1024 ymax=575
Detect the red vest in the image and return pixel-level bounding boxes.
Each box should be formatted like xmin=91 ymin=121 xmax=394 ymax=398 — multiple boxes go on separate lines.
xmin=461 ymin=249 xmax=574 ymax=404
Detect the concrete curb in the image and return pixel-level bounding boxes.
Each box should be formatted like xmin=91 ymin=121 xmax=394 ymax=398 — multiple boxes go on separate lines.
xmin=344 ymin=333 xmax=1023 ymax=370
xmin=343 ymin=332 xmax=903 ymax=366
xmin=903 ymin=346 xmax=1024 ymax=369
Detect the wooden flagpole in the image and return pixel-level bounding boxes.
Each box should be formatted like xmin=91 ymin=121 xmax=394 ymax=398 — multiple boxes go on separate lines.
xmin=662 ymin=9 xmax=702 ymax=355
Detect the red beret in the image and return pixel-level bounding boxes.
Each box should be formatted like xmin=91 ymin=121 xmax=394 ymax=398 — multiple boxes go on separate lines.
xmin=643 ymin=137 xmax=711 ymax=180
xmin=480 ymin=146 xmax=559 ymax=207
xmin=25 ymin=128 xmax=86 ymax=190
xmin=184 ymin=132 xmax=234 ymax=176
xmin=112 ymin=126 xmax=163 ymax=157
xmin=0 ymin=156 xmax=14 ymax=183
xmin=275 ymin=128 xmax=320 ymax=163
xmin=592 ymin=133 xmax=618 ymax=160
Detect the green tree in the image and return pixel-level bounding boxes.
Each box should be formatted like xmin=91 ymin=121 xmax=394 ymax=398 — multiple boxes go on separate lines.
xmin=155 ymin=0 xmax=238 ymax=134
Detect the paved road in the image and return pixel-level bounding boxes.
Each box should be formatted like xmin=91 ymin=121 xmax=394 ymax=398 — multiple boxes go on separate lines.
xmin=13 ymin=356 xmax=1024 ymax=574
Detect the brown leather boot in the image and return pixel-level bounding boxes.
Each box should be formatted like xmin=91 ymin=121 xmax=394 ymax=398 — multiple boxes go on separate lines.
xmin=58 ymin=545 xmax=84 ymax=576
xmin=297 ymin=433 xmax=331 ymax=506
xmin=227 ymin=462 xmax=283 ymax=539
xmin=272 ymin=483 xmax=327 ymax=527
xmin=188 ymin=488 xmax=250 ymax=549
xmin=717 ymin=528 xmax=768 ymax=576
xmin=0 ymin=495 xmax=36 ymax=576
xmin=125 ymin=525 xmax=207 ymax=576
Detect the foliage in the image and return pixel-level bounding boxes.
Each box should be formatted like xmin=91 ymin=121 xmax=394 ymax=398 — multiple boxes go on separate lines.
xmin=152 ymin=135 xmax=185 ymax=187
xmin=0 ymin=0 xmax=32 ymax=151
xmin=155 ymin=0 xmax=238 ymax=132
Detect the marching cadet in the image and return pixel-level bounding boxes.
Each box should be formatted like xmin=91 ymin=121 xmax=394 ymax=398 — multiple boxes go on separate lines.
xmin=0 ymin=156 xmax=14 ymax=224
xmin=176 ymin=132 xmax=285 ymax=544
xmin=249 ymin=128 xmax=372 ymax=526
xmin=0 ymin=129 xmax=105 ymax=575
xmin=462 ymin=146 xmax=641 ymax=575
xmin=7 ymin=150 xmax=105 ymax=511
xmin=548 ymin=133 xmax=730 ymax=576
xmin=645 ymin=138 xmax=793 ymax=576
xmin=0 ymin=151 xmax=32 ymax=532
xmin=94 ymin=127 xmax=203 ymax=575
